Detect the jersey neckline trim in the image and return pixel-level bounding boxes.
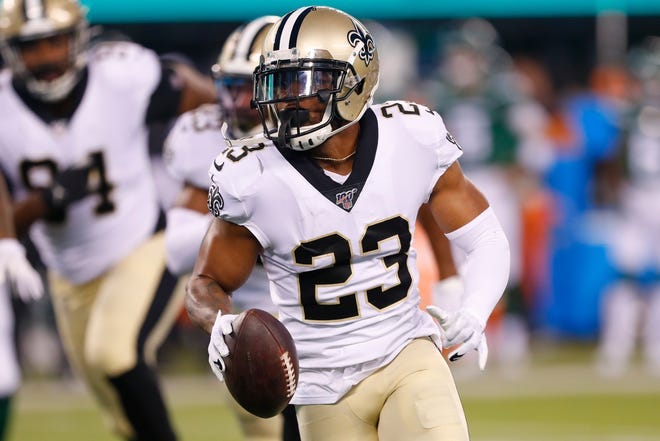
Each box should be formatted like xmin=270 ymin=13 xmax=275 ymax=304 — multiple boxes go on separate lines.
xmin=12 ymin=68 xmax=88 ymax=124
xmin=277 ymin=108 xmax=378 ymax=212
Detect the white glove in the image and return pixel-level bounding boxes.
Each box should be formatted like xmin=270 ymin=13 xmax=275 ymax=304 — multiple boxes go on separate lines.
xmin=207 ymin=309 xmax=239 ymax=383
xmin=426 ymin=306 xmax=489 ymax=371
xmin=0 ymin=238 xmax=44 ymax=301
xmin=432 ymin=275 xmax=464 ymax=313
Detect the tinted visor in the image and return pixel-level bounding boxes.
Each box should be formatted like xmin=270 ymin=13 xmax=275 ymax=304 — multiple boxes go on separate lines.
xmin=255 ymin=66 xmax=345 ymax=103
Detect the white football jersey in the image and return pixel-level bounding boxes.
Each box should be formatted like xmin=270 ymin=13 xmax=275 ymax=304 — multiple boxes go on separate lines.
xmin=164 ymin=104 xmax=224 ymax=189
xmin=627 ymin=106 xmax=660 ymax=190
xmin=164 ymin=104 xmax=274 ymax=313
xmin=208 ymin=101 xmax=463 ymax=404
xmin=607 ymin=105 xmax=660 ymax=274
xmin=623 ymin=112 xmax=660 ymax=228
xmin=0 ymin=42 xmax=162 ymax=284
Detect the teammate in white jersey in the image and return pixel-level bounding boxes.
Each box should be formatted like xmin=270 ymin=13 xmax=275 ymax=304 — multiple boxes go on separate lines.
xmin=0 ymin=1 xmax=215 ymax=440
xmin=0 ymin=170 xmax=44 ymax=441
xmin=187 ymin=7 xmax=510 ymax=441
xmin=597 ymin=39 xmax=660 ymax=376
xmin=164 ymin=16 xmax=301 ymax=441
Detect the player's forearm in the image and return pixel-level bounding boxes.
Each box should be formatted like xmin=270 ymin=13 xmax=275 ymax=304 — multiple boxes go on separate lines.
xmin=418 ymin=203 xmax=459 ymax=279
xmin=172 ymin=63 xmax=217 ymax=114
xmin=446 ymin=207 xmax=510 ymax=327
xmin=13 ymin=192 xmax=50 ymax=237
xmin=185 ymin=275 xmax=233 ymax=335
xmin=0 ymin=177 xmax=15 ymax=239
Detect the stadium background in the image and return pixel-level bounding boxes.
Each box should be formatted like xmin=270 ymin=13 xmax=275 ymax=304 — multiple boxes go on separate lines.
xmin=81 ymin=0 xmax=656 ymax=339
xmin=4 ymin=1 xmax=660 ymax=440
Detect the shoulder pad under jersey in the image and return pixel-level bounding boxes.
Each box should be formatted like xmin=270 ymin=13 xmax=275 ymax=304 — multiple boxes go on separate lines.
xmin=88 ymin=41 xmax=160 ymax=92
xmin=372 ymin=100 xmax=463 ymax=162
xmin=206 ymin=140 xmax=268 ymax=223
xmin=164 ymin=104 xmax=224 ymax=188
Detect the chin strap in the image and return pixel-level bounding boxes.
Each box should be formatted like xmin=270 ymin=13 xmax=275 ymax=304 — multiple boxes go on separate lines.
xmin=277 ymin=108 xmax=310 ymax=148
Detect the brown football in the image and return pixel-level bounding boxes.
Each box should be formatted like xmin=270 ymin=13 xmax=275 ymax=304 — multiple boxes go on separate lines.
xmin=223 ymin=308 xmax=299 ymax=418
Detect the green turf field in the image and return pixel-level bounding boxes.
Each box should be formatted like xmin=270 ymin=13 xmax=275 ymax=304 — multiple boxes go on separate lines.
xmin=7 ymin=343 xmax=660 ymax=441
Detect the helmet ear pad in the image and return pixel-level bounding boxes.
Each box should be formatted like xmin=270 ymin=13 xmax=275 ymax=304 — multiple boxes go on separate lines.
xmin=335 ymin=77 xmax=366 ymax=122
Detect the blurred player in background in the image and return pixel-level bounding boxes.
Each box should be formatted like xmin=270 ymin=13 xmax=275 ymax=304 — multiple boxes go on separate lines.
xmin=422 ymin=18 xmax=553 ymax=369
xmin=0 ymin=171 xmax=44 ymax=441
xmin=597 ymin=38 xmax=660 ymax=377
xmin=0 ymin=0 xmax=216 ymax=440
xmin=163 ymin=15 xmax=300 ymax=441
xmin=187 ymin=6 xmax=510 ymax=440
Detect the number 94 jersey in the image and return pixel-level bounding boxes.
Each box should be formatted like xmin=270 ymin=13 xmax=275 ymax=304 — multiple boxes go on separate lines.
xmin=0 ymin=42 xmax=162 ymax=284
xmin=208 ymin=101 xmax=462 ymax=402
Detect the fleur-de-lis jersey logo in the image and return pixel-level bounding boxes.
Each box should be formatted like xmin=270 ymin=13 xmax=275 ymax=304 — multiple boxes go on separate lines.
xmin=207 ymin=183 xmax=224 ymax=218
xmin=347 ymin=23 xmax=375 ymax=66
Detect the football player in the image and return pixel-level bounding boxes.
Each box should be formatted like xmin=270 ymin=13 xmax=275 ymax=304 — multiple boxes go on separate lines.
xmin=186 ymin=7 xmax=510 ymax=441
xmin=0 ymin=171 xmax=44 ymax=441
xmin=163 ymin=15 xmax=300 ymax=441
xmin=0 ymin=1 xmax=216 ymax=440
xmin=597 ymin=39 xmax=660 ymax=376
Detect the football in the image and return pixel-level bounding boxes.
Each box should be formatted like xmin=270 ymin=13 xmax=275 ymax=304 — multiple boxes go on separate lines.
xmin=223 ymin=308 xmax=299 ymax=418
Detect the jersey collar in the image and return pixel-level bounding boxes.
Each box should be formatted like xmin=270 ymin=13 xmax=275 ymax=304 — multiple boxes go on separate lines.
xmin=277 ymin=108 xmax=378 ymax=212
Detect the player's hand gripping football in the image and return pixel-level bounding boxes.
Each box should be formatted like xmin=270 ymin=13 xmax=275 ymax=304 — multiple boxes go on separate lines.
xmin=426 ymin=306 xmax=489 ymax=370
xmin=0 ymin=238 xmax=44 ymax=301
xmin=208 ymin=310 xmax=239 ymax=383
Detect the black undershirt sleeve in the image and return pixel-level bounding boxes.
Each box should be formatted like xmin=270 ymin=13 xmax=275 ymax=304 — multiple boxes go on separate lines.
xmin=145 ymin=63 xmax=183 ymax=125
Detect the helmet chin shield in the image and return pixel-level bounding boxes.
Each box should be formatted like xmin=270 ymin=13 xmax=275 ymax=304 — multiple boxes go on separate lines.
xmin=275 ymin=102 xmax=334 ymax=151
xmin=215 ymin=75 xmax=263 ymax=137
xmin=26 ymin=66 xmax=81 ymax=101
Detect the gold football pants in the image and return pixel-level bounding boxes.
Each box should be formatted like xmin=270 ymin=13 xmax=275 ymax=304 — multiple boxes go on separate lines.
xmin=49 ymin=233 xmax=185 ymax=438
xmin=296 ymin=338 xmax=469 ymax=441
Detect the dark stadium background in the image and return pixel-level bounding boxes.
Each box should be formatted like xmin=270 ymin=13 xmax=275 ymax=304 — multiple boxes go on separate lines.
xmin=88 ymin=15 xmax=658 ymax=94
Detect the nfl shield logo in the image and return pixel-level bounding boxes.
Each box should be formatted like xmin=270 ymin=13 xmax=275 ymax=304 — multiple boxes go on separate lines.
xmin=335 ymin=188 xmax=358 ymax=210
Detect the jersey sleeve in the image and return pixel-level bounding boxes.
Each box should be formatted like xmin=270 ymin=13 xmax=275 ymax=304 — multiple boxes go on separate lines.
xmin=427 ymin=118 xmax=463 ymax=199
xmin=376 ymin=101 xmax=463 ymax=199
xmin=164 ymin=104 xmax=224 ymax=189
xmin=206 ymin=145 xmax=265 ymax=226
xmin=89 ymin=41 xmax=161 ymax=94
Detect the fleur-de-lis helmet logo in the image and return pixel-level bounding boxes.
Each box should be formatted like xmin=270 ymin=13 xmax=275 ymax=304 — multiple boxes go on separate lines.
xmin=347 ymin=23 xmax=375 ymax=66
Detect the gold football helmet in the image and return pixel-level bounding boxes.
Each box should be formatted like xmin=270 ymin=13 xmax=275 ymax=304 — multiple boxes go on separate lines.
xmin=211 ymin=15 xmax=278 ymax=137
xmin=0 ymin=0 xmax=89 ymax=101
xmin=253 ymin=6 xmax=380 ymax=150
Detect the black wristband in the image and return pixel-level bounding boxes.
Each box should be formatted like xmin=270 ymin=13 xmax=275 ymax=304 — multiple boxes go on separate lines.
xmin=41 ymin=187 xmax=67 ymax=223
